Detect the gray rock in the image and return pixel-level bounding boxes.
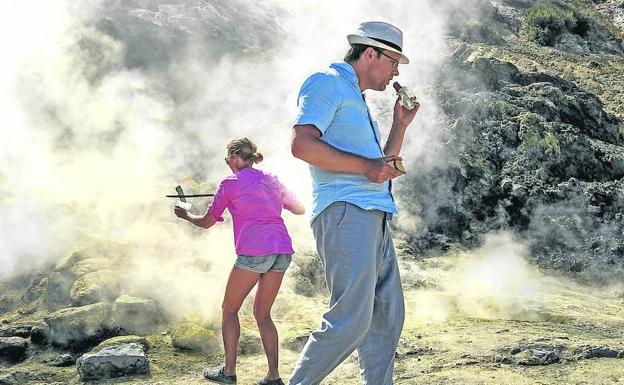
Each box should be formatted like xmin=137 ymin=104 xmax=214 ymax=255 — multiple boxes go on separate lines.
xmin=30 ymin=324 xmax=49 ymax=344
xmin=0 ymin=371 xmax=29 ymax=385
xmin=516 ymin=348 xmax=561 ymax=365
xmin=76 ymin=343 xmax=149 ymax=381
xmin=49 ymin=353 xmax=75 ymax=367
xmin=0 ymin=325 xmax=31 ymax=338
xmin=111 ymin=295 xmax=159 ymax=335
xmin=44 ymin=271 xmax=75 ymax=309
xmin=44 ymin=302 xmax=111 ymax=349
xmin=576 ymin=345 xmax=624 ymax=359
xmin=70 ymin=270 xmax=118 ymax=306
xmin=0 ymin=337 xmax=28 ymax=362
xmin=496 ymin=341 xmax=565 ymax=366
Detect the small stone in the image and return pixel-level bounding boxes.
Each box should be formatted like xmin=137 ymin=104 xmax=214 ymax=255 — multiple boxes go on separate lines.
xmin=49 ymin=353 xmax=75 ymax=367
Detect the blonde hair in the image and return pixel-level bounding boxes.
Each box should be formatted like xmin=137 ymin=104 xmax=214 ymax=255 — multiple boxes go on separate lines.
xmin=225 ymin=137 xmax=263 ymax=164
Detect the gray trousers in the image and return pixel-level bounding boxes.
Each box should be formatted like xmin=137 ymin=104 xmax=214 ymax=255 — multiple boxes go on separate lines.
xmin=288 ymin=202 xmax=405 ymax=385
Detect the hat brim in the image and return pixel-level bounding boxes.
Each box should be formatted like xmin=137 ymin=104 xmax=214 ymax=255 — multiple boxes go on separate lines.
xmin=347 ymin=34 xmax=409 ymax=64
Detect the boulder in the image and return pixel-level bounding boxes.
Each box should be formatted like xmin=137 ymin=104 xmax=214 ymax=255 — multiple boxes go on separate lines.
xmin=171 ymin=323 xmax=219 ymax=353
xmin=44 ymin=271 xmax=75 ymax=309
xmin=55 ymin=249 xmax=86 ymax=273
xmin=30 ymin=324 xmax=49 ymax=344
xmin=0 ymin=325 xmax=32 ymax=338
xmin=0 ymin=337 xmax=28 ymax=362
xmin=70 ymin=258 xmax=112 ymax=277
xmin=0 ymin=372 xmax=29 ymax=385
xmin=111 ymin=295 xmax=159 ymax=335
xmin=70 ymin=270 xmax=118 ymax=306
xmin=94 ymin=335 xmax=149 ymax=352
xmin=76 ymin=343 xmax=148 ymax=381
xmin=44 ymin=302 xmax=111 ymax=349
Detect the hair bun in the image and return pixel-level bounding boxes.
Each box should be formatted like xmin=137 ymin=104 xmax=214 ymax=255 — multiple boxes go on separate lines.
xmin=253 ymin=152 xmax=264 ymax=163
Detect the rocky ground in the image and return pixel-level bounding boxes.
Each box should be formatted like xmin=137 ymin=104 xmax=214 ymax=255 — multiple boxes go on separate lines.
xmin=1 ymin=245 xmax=623 ymax=385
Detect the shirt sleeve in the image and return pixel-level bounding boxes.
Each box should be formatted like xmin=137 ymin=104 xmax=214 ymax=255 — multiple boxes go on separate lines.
xmin=294 ymin=73 xmax=339 ymax=135
xmin=207 ymin=180 xmax=229 ymax=222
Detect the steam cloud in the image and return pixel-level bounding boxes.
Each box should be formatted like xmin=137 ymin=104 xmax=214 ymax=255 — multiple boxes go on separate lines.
xmin=0 ymin=0 xmax=487 ymax=316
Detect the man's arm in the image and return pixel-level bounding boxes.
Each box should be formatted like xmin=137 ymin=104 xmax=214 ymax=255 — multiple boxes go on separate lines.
xmin=291 ymin=124 xmax=402 ymax=183
xmin=383 ymin=98 xmax=421 ymax=156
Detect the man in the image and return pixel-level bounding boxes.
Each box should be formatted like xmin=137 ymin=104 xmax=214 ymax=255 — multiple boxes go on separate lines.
xmin=288 ymin=21 xmax=420 ymax=385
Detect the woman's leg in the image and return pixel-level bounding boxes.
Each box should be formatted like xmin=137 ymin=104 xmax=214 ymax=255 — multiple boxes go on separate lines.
xmin=253 ymin=270 xmax=286 ymax=380
xmin=222 ymin=267 xmax=261 ymax=375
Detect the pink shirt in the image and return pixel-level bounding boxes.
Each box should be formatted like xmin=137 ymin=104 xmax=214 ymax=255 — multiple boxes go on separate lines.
xmin=208 ymin=167 xmax=297 ymax=256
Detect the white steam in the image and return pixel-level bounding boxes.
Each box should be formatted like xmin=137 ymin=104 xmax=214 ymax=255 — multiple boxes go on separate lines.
xmin=405 ymin=232 xmax=554 ymax=324
xmin=0 ymin=0 xmax=462 ymax=316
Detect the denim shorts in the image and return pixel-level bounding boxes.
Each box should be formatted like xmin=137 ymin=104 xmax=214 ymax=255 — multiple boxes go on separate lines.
xmin=234 ymin=254 xmax=292 ymax=273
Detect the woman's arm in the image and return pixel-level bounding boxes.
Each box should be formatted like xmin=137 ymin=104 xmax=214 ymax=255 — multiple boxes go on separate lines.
xmin=279 ymin=182 xmax=305 ymax=216
xmin=174 ymin=207 xmax=218 ymax=229
xmin=287 ymin=198 xmax=306 ymax=215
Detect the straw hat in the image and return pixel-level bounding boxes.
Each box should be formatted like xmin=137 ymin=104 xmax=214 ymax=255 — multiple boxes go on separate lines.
xmin=347 ymin=21 xmax=409 ymax=64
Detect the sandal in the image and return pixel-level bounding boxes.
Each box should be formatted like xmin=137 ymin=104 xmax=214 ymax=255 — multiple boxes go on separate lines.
xmin=203 ymin=366 xmax=237 ymax=384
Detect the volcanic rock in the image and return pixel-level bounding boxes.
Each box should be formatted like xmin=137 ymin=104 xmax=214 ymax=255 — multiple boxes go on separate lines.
xmin=44 ymin=302 xmax=111 ymax=349
xmin=170 ymin=323 xmax=218 ymax=353
xmin=496 ymin=341 xmax=565 ymax=365
xmin=29 ymin=324 xmax=49 ymax=345
xmin=76 ymin=343 xmax=148 ymax=381
xmin=94 ymin=335 xmax=149 ymax=352
xmin=575 ymin=345 xmax=624 ymax=359
xmin=0 ymin=337 xmax=28 ymax=362
xmin=0 ymin=325 xmax=31 ymax=338
xmin=48 ymin=353 xmax=75 ymax=367
xmin=111 ymin=295 xmax=159 ymax=335
xmin=44 ymin=271 xmax=75 ymax=309
xmin=238 ymin=327 xmax=262 ymax=355
xmin=69 ymin=270 xmax=118 ymax=306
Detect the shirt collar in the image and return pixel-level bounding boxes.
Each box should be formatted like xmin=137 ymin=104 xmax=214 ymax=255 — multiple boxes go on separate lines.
xmin=330 ymin=61 xmax=360 ymax=89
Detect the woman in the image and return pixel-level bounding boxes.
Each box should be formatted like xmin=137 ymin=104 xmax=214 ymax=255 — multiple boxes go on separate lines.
xmin=174 ymin=137 xmax=304 ymax=385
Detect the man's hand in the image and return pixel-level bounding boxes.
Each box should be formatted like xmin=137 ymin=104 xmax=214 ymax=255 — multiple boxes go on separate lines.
xmin=364 ymin=155 xmax=404 ymax=183
xmin=393 ymin=97 xmax=420 ymax=129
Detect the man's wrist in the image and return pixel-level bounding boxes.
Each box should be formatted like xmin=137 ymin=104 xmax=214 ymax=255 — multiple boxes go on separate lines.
xmin=391 ymin=121 xmax=408 ymax=131
xmin=356 ymin=156 xmax=374 ymax=175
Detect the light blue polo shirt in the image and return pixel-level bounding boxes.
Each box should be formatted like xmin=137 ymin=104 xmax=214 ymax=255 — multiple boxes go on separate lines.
xmin=294 ymin=61 xmax=397 ymax=221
